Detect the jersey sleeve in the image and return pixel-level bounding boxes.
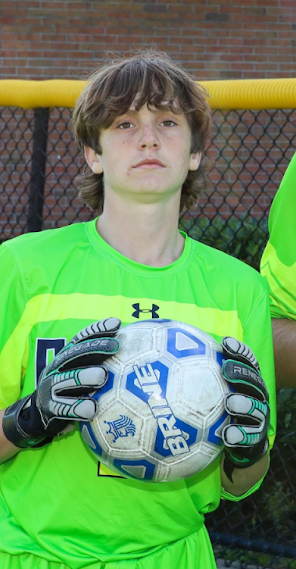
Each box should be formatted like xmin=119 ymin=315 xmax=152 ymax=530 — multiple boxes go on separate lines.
xmin=260 ymin=153 xmax=296 ymax=319
xmin=221 ymin=277 xmax=276 ymax=502
xmin=0 ymin=243 xmax=29 ymax=409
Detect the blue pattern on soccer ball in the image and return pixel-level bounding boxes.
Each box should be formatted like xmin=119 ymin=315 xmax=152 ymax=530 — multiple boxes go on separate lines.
xmin=105 ymin=415 xmax=136 ymax=443
xmin=167 ymin=327 xmax=206 ymax=358
xmin=154 ymin=415 xmax=198 ymax=458
xmin=207 ymin=410 xmax=229 ymax=446
xmin=216 ymin=351 xmax=226 ymax=368
xmin=113 ymin=458 xmax=156 ymax=480
xmin=126 ymin=360 xmax=168 ymax=404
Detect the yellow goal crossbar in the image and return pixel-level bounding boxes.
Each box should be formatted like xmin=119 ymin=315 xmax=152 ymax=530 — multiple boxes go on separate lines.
xmin=0 ymin=78 xmax=296 ymax=110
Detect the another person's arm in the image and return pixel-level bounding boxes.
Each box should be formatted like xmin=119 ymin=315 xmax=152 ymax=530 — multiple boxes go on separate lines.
xmin=272 ymin=318 xmax=296 ymax=389
xmin=260 ymin=153 xmax=296 ymax=389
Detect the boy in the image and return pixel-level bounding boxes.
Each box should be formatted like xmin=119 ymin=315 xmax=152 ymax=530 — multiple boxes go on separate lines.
xmin=0 ymin=50 xmax=275 ymax=569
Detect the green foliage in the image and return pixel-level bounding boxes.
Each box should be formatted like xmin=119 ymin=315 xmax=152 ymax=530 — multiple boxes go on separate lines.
xmin=262 ymin=481 xmax=295 ymax=529
xmin=179 ymin=213 xmax=269 ymax=271
xmin=276 ymin=389 xmax=296 ymax=447
xmin=214 ymin=546 xmax=296 ymax=569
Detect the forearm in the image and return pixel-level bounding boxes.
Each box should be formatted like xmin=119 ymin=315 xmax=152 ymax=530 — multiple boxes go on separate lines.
xmin=0 ymin=409 xmax=21 ymax=464
xmin=220 ymin=452 xmax=269 ymax=497
xmin=272 ymin=318 xmax=296 ymax=388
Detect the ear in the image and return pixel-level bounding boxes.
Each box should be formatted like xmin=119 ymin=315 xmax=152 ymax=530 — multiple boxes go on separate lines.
xmin=84 ymin=147 xmax=103 ymax=175
xmin=189 ymin=152 xmax=201 ymax=172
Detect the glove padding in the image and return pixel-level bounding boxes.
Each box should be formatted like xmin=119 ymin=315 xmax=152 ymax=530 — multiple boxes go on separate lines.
xmin=221 ymin=337 xmax=270 ymax=481
xmin=3 ymin=318 xmax=121 ymax=448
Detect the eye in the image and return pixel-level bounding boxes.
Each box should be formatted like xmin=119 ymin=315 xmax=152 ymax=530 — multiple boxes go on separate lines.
xmin=161 ymin=120 xmax=176 ymax=127
xmin=118 ymin=121 xmax=134 ymax=129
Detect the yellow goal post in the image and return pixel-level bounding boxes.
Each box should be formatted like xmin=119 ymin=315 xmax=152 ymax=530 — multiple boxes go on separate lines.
xmin=0 ymin=78 xmax=296 ymax=110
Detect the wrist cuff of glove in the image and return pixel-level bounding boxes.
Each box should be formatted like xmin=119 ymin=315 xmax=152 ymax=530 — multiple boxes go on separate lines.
xmin=223 ymin=440 xmax=269 ymax=483
xmin=2 ymin=394 xmax=53 ymax=449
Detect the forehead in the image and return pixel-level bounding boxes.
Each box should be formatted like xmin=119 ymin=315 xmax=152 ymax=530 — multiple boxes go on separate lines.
xmin=122 ymin=99 xmax=186 ymax=117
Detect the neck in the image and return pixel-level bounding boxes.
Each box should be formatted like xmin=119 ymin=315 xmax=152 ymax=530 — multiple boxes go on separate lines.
xmin=97 ymin=191 xmax=184 ymax=267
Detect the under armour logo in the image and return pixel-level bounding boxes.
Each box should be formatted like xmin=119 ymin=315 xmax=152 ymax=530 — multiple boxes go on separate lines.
xmin=132 ymin=303 xmax=160 ymax=319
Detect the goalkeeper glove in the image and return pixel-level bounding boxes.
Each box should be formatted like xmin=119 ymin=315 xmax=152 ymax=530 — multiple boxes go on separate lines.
xmin=2 ymin=317 xmax=121 ymax=449
xmin=221 ymin=337 xmax=270 ymax=482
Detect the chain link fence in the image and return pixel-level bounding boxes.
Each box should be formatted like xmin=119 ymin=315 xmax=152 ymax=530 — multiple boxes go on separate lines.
xmin=1 ymin=105 xmax=296 ymax=568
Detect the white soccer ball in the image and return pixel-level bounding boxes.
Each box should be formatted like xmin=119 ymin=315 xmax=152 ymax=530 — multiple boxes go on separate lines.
xmin=79 ymin=319 xmax=231 ymax=482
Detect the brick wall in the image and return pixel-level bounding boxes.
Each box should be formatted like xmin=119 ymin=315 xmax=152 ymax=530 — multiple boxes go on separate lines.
xmin=1 ymin=1 xmax=295 ymax=244
xmin=1 ymin=0 xmax=296 ymax=80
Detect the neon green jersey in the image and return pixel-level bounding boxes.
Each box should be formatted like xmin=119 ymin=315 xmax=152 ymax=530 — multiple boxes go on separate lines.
xmin=0 ymin=220 xmax=276 ymax=569
xmin=261 ymin=152 xmax=296 ymax=319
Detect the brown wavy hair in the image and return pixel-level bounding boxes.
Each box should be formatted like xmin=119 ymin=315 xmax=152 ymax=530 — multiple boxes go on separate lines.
xmin=72 ymin=49 xmax=213 ymax=212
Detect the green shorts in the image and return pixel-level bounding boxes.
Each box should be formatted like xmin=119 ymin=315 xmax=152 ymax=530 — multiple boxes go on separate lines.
xmin=0 ymin=528 xmax=216 ymax=569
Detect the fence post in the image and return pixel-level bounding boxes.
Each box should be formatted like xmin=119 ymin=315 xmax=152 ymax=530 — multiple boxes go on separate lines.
xmin=27 ymin=107 xmax=50 ymax=232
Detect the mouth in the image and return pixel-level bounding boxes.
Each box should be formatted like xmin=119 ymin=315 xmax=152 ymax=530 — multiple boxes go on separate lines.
xmin=133 ymin=159 xmax=165 ymax=169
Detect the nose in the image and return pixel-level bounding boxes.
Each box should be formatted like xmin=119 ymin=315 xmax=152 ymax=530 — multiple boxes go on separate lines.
xmin=138 ymin=125 xmax=160 ymax=150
